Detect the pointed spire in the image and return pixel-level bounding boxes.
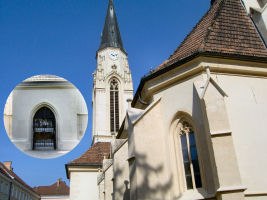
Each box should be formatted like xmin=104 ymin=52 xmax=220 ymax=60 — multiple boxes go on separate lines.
xmin=98 ymin=0 xmax=125 ymax=53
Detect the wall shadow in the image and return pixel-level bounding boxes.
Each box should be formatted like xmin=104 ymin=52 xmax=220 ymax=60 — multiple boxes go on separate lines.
xmin=133 ymin=151 xmax=174 ymax=200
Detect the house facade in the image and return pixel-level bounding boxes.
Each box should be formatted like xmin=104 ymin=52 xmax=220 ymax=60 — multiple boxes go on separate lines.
xmin=0 ymin=161 xmax=40 ymax=200
xmin=34 ymin=179 xmax=69 ymax=200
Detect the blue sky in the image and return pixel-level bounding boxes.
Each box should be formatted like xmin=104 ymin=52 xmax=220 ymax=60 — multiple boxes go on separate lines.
xmin=0 ymin=0 xmax=209 ymax=187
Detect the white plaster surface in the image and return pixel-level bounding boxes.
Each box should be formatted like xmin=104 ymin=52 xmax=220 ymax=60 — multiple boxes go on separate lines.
xmin=92 ymin=48 xmax=133 ymax=143
xmin=69 ymin=171 xmax=98 ymax=200
xmin=40 ymin=195 xmax=69 ymax=200
xmin=4 ymin=75 xmax=88 ymax=158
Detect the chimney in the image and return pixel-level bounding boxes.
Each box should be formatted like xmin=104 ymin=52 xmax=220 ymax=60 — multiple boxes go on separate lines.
xmin=211 ymin=0 xmax=216 ymax=6
xmin=57 ymin=178 xmax=62 ymax=187
xmin=3 ymin=161 xmax=13 ymax=171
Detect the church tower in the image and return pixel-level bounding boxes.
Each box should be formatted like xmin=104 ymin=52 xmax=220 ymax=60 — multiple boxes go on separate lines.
xmin=92 ymin=0 xmax=133 ymax=143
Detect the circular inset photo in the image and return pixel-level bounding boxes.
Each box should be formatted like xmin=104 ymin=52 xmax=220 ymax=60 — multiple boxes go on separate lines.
xmin=3 ymin=75 xmax=88 ymax=159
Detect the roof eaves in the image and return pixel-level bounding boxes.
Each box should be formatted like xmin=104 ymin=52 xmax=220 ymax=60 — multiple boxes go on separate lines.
xmin=67 ymin=163 xmax=102 ymax=167
xmin=132 ymin=51 xmax=267 ymax=107
xmin=65 ymin=163 xmax=102 ymax=179
xmin=132 ymin=52 xmax=200 ymax=106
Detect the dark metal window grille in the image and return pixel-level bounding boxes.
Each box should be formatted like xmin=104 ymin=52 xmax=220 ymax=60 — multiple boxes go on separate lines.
xmin=110 ymin=79 xmax=119 ymax=133
xmin=179 ymin=121 xmax=202 ymax=189
xmin=33 ymin=107 xmax=56 ymax=150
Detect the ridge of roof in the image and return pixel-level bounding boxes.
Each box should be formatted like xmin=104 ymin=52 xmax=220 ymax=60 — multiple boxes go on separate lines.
xmin=33 ymin=179 xmax=69 ymax=196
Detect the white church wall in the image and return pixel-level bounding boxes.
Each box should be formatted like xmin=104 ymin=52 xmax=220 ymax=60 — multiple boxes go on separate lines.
xmin=3 ymin=93 xmax=12 ymax=138
xmin=216 ymin=73 xmax=267 ymax=198
xmin=5 ymin=75 xmax=88 ymax=158
xmin=242 ymin=0 xmax=267 ymax=44
xmin=93 ymin=47 xmax=133 ymax=142
xmin=98 ymin=177 xmax=105 ymax=200
xmin=40 ymin=195 xmax=69 ymax=200
xmin=129 ymin=99 xmax=175 ymax=200
xmin=135 ymin=72 xmax=216 ymax=199
xmin=102 ymin=160 xmax=113 ymax=200
xmin=129 ymin=57 xmax=265 ymax=199
xmin=93 ymin=89 xmax=108 ymax=139
xmin=112 ymin=140 xmax=129 ymax=200
xmin=242 ymin=0 xmax=260 ymax=11
xmin=135 ymin=58 xmax=267 ymax=199
xmin=69 ymin=171 xmax=98 ymax=200
xmin=12 ymin=87 xmax=86 ymax=151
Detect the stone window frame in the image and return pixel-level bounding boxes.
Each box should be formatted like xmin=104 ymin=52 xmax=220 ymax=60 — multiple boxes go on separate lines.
xmin=109 ymin=77 xmax=120 ymax=134
xmin=30 ymin=103 xmax=58 ymax=151
xmin=171 ymin=114 xmax=204 ymax=193
xmin=32 ymin=106 xmax=57 ymax=150
xmin=178 ymin=120 xmax=202 ymax=190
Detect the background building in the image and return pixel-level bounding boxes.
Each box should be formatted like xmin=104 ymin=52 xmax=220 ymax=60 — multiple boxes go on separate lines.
xmin=4 ymin=75 xmax=88 ymax=159
xmin=0 ymin=161 xmax=40 ymax=200
xmin=66 ymin=142 xmax=110 ymax=200
xmin=34 ymin=179 xmax=69 ymax=200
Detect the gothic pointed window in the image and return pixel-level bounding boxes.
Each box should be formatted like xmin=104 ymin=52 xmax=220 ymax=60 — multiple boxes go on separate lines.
xmin=110 ymin=79 xmax=119 ymax=133
xmin=179 ymin=120 xmax=202 ymax=189
xmin=33 ymin=107 xmax=56 ymax=150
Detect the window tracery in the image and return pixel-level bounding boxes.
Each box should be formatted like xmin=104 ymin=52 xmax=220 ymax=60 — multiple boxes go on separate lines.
xmin=178 ymin=120 xmax=202 ymax=189
xmin=110 ymin=79 xmax=119 ymax=133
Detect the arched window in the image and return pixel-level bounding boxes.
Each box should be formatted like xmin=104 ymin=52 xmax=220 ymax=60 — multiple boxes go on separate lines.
xmin=110 ymin=79 xmax=119 ymax=133
xmin=33 ymin=107 xmax=56 ymax=150
xmin=179 ymin=120 xmax=202 ymax=189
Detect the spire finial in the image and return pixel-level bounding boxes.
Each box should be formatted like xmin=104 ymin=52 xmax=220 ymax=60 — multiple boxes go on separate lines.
xmin=98 ymin=0 xmax=126 ymax=53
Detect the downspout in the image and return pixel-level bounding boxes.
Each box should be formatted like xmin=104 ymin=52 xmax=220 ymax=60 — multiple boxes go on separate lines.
xmin=8 ymin=181 xmax=13 ymax=200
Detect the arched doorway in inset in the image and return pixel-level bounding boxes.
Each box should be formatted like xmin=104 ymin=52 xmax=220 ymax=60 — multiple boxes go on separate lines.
xmin=32 ymin=106 xmax=56 ymax=150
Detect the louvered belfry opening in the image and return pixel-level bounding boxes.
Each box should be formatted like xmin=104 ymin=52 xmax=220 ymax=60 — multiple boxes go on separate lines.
xmin=33 ymin=107 xmax=56 ymax=150
xmin=110 ymin=79 xmax=119 ymax=133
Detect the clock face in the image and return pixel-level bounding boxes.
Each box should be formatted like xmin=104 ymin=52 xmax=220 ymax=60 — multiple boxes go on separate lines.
xmin=109 ymin=51 xmax=118 ymax=60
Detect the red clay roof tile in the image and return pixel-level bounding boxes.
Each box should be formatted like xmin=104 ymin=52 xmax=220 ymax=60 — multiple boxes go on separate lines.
xmin=33 ymin=179 xmax=69 ymax=196
xmin=156 ymin=0 xmax=267 ymax=71
xmin=68 ymin=142 xmax=111 ymax=165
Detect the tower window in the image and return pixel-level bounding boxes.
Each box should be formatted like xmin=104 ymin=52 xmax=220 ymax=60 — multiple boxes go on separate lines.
xmin=110 ymin=79 xmax=119 ymax=133
xmin=179 ymin=120 xmax=202 ymax=189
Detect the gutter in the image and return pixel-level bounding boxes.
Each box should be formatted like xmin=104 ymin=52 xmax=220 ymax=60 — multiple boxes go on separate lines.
xmin=65 ymin=163 xmax=102 ymax=179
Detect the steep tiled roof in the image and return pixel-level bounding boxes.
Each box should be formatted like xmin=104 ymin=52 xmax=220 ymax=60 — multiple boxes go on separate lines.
xmin=0 ymin=162 xmax=37 ymax=194
xmin=156 ymin=0 xmax=267 ymax=70
xmin=68 ymin=142 xmax=111 ymax=165
xmin=132 ymin=0 xmax=267 ymax=107
xmin=33 ymin=179 xmax=69 ymax=196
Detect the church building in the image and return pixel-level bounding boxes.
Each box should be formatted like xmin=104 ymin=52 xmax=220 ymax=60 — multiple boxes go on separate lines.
xmin=65 ymin=0 xmax=133 ymax=199
xmin=67 ymin=0 xmax=267 ymax=200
